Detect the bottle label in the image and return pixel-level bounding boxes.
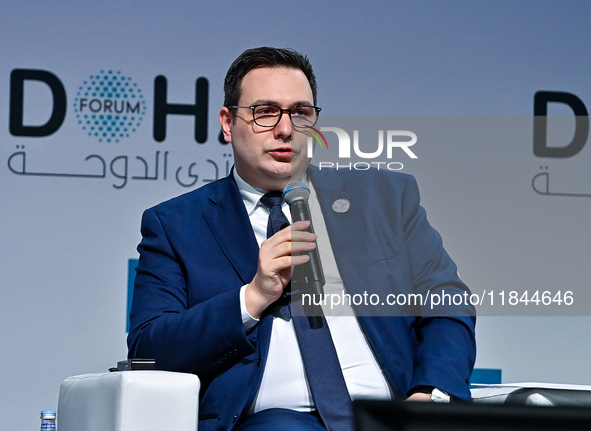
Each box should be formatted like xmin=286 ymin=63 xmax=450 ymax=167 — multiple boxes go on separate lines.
xmin=41 ymin=425 xmax=56 ymax=430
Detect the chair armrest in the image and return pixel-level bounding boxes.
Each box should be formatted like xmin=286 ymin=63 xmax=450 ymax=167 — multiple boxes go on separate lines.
xmin=58 ymin=371 xmax=200 ymax=431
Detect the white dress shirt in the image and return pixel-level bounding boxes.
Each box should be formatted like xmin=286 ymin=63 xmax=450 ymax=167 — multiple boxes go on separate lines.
xmin=233 ymin=170 xmax=392 ymax=414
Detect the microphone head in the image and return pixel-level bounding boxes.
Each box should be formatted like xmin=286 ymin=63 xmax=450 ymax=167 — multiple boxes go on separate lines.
xmin=283 ymin=180 xmax=310 ymax=204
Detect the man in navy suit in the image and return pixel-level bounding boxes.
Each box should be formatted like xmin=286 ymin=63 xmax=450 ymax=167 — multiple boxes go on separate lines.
xmin=128 ymin=47 xmax=476 ymax=431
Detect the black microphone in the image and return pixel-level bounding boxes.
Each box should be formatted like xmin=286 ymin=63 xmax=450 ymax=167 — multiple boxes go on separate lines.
xmin=283 ymin=180 xmax=325 ymax=300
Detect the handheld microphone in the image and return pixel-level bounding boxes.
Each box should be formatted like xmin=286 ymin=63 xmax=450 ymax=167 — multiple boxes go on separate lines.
xmin=283 ymin=180 xmax=325 ymax=299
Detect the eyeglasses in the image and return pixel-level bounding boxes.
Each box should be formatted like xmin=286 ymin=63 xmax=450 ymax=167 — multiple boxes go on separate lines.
xmin=230 ymin=104 xmax=321 ymax=128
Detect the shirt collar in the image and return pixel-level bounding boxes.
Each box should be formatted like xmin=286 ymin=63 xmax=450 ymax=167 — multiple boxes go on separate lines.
xmin=233 ymin=168 xmax=308 ymax=215
xmin=233 ymin=169 xmax=266 ymax=216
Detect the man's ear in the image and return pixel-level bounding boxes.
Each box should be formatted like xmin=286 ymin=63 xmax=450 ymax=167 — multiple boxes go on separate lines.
xmin=219 ymin=107 xmax=232 ymax=143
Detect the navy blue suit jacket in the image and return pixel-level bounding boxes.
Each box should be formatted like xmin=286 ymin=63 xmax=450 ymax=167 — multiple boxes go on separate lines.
xmin=128 ymin=166 xmax=476 ymax=431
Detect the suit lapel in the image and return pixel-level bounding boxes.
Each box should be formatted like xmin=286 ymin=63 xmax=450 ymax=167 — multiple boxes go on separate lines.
xmin=201 ymin=175 xmax=276 ymax=413
xmin=309 ymin=167 xmax=368 ymax=296
xmin=202 ymin=175 xmax=260 ymax=285
xmin=310 ymin=168 xmax=406 ymax=395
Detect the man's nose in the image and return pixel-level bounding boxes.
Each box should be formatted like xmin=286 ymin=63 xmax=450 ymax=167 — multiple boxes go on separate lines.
xmin=274 ymin=110 xmax=293 ymax=139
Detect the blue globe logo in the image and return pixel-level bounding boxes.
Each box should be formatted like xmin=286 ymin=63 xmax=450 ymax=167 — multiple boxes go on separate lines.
xmin=74 ymin=70 xmax=147 ymax=143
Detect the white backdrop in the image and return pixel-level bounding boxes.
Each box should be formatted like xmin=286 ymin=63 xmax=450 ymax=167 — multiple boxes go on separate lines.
xmin=2 ymin=1 xmax=591 ymax=429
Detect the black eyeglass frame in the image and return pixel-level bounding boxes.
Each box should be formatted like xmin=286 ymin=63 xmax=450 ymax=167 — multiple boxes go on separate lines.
xmin=229 ymin=104 xmax=322 ymax=129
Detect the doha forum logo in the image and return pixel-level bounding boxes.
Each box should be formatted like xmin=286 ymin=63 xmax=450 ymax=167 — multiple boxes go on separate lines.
xmin=7 ymin=68 xmax=227 ymax=189
xmin=73 ymin=70 xmax=147 ymax=143
xmin=9 ymin=68 xmax=209 ymax=143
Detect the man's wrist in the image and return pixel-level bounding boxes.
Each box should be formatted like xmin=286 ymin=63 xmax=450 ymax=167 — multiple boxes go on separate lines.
xmin=240 ymin=284 xmax=260 ymax=331
xmin=408 ymin=386 xmax=451 ymax=403
xmin=430 ymin=388 xmax=451 ymax=403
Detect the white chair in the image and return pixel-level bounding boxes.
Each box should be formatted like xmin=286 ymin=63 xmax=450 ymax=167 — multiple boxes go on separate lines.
xmin=57 ymin=371 xmax=200 ymax=431
xmin=471 ymin=383 xmax=591 ymax=406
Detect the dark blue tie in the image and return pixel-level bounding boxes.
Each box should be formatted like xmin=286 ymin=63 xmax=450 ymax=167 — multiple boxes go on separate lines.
xmin=259 ymin=191 xmax=355 ymax=431
xmin=259 ymin=191 xmax=290 ymax=238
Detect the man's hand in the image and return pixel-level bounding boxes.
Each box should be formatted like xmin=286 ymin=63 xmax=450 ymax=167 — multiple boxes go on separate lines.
xmin=405 ymin=392 xmax=433 ymax=402
xmin=245 ymin=220 xmax=317 ymax=318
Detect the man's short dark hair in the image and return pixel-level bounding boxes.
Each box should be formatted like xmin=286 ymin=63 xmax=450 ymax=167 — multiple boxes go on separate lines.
xmin=224 ymin=47 xmax=317 ymax=108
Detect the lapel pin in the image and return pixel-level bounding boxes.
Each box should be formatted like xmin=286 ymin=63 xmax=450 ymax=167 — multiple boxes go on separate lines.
xmin=332 ymin=198 xmax=350 ymax=213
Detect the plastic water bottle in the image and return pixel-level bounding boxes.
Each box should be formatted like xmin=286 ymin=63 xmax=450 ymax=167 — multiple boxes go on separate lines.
xmin=40 ymin=410 xmax=56 ymax=431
